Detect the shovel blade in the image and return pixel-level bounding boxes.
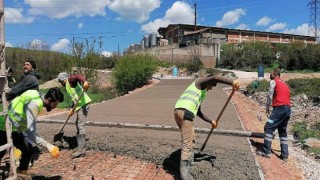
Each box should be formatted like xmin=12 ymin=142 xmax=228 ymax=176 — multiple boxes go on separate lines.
xmin=53 ymin=131 xmax=64 ymax=142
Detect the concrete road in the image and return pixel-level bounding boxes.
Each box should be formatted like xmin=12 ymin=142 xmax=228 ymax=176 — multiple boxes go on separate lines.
xmin=37 ymin=78 xmax=261 ymax=179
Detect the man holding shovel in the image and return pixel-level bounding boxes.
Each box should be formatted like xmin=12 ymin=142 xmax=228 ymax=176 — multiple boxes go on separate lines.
xmin=57 ymin=72 xmax=91 ymax=159
xmin=0 ymin=88 xmax=64 ymax=177
xmin=174 ymin=74 xmax=240 ymax=180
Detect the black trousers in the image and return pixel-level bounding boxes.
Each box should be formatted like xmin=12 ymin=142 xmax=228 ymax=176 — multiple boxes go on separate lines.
xmin=0 ymin=130 xmax=33 ymax=170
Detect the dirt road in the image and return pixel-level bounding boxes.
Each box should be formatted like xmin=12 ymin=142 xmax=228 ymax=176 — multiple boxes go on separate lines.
xmin=32 ymin=79 xmax=260 ymax=179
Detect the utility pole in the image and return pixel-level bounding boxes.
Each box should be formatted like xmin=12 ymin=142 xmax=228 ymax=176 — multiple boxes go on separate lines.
xmin=118 ymin=44 xmax=120 ymax=56
xmin=0 ymin=0 xmax=18 ymax=179
xmin=308 ymin=0 xmax=320 ymax=41
xmin=194 ymin=1 xmax=197 ymax=31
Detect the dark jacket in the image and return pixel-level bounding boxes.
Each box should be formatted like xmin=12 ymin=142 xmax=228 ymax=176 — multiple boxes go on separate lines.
xmin=6 ymin=71 xmax=41 ymax=101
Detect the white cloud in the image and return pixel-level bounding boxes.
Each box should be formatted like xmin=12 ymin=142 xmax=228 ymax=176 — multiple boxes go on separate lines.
xmin=106 ymin=0 xmax=160 ymax=23
xmin=25 ymin=0 xmax=108 ymax=19
xmin=5 ymin=42 xmax=13 ymax=48
xmin=141 ymin=1 xmax=194 ymax=33
xmin=282 ymin=23 xmax=309 ymax=36
xmin=5 ymin=8 xmax=34 ymax=24
xmin=256 ymin=16 xmax=272 ymax=26
xmin=101 ymin=51 xmax=113 ymax=57
xmin=78 ymin=22 xmax=84 ymax=29
xmin=236 ymin=23 xmax=249 ymax=30
xmin=266 ymin=22 xmax=287 ymax=32
xmin=51 ymin=39 xmax=70 ymax=52
xmin=215 ymin=8 xmax=246 ymax=27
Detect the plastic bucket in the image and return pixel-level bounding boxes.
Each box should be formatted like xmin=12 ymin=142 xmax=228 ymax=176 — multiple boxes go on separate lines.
xmin=172 ymin=67 xmax=178 ymax=77
xmin=257 ymin=65 xmax=264 ymax=78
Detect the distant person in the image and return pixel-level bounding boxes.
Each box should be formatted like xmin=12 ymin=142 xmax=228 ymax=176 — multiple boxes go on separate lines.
xmin=0 ymin=88 xmax=64 ymax=177
xmin=174 ymin=74 xmax=240 ymax=179
xmin=6 ymin=59 xmax=41 ymax=101
xmin=7 ymin=68 xmax=16 ymax=88
xmin=256 ymin=69 xmax=291 ymax=162
xmin=57 ymin=72 xmax=91 ymax=159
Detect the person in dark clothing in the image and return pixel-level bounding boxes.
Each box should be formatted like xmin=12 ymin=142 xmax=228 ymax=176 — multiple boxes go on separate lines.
xmin=256 ymin=69 xmax=291 ymax=162
xmin=6 ymin=60 xmax=41 ymax=101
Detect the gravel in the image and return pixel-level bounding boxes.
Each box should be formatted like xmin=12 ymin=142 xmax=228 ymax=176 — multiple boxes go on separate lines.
xmin=290 ymin=147 xmax=320 ymax=180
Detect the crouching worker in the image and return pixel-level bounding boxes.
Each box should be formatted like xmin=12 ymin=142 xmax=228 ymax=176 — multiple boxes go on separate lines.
xmin=174 ymin=75 xmax=240 ymax=180
xmin=0 ymin=88 xmax=64 ymax=176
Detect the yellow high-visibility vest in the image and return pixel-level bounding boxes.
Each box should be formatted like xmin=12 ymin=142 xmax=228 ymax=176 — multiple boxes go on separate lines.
xmin=66 ymin=80 xmax=91 ymax=111
xmin=0 ymin=90 xmax=43 ymax=131
xmin=175 ymin=81 xmax=206 ymax=116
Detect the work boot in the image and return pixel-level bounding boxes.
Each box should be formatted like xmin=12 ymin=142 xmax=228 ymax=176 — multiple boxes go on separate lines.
xmin=279 ymin=155 xmax=288 ymax=162
xmin=256 ymin=150 xmax=271 ymax=159
xmin=71 ymin=134 xmax=86 ymax=159
xmin=17 ymin=170 xmax=32 ymax=180
xmin=180 ymin=160 xmax=193 ymax=180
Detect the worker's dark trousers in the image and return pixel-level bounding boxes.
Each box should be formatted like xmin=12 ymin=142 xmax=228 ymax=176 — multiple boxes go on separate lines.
xmin=0 ymin=130 xmax=33 ymax=170
xmin=264 ymin=105 xmax=291 ymax=157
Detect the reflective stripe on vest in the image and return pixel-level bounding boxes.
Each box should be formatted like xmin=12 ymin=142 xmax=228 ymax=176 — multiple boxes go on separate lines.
xmin=66 ymin=80 xmax=91 ymax=111
xmin=175 ymin=81 xmax=206 ymax=116
xmin=0 ymin=90 xmax=43 ymax=132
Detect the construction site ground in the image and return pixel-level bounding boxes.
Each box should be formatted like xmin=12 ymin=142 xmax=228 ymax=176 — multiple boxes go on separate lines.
xmin=1 ymin=71 xmax=320 ymax=179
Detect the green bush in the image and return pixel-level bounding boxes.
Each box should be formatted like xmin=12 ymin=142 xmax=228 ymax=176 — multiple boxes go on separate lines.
xmin=287 ymin=78 xmax=320 ymax=97
xmin=292 ymin=121 xmax=320 ymax=142
xmin=112 ymin=54 xmax=157 ymax=95
xmin=246 ymin=79 xmax=270 ymax=95
xmin=186 ymin=56 xmax=203 ymax=74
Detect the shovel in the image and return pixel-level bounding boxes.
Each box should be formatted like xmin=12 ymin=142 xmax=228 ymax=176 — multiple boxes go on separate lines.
xmin=200 ymin=88 xmax=236 ymax=152
xmin=53 ymin=90 xmax=85 ymax=142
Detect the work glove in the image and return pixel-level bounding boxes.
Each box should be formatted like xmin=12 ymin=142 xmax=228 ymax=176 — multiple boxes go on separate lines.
xmin=69 ymin=109 xmax=74 ymax=116
xmin=232 ymin=80 xmax=240 ymax=91
xmin=46 ymin=143 xmax=60 ymax=158
xmin=211 ymin=120 xmax=218 ymax=129
xmin=83 ymin=81 xmax=89 ymax=91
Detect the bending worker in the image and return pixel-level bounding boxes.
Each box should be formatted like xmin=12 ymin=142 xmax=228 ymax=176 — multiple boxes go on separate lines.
xmin=174 ymin=74 xmax=240 ymax=180
xmin=0 ymin=88 xmax=64 ymax=176
xmin=57 ymin=72 xmax=91 ymax=159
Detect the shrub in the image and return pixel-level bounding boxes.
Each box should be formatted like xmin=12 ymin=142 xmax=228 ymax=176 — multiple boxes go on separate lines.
xmin=292 ymin=121 xmax=320 ymax=142
xmin=186 ymin=56 xmax=203 ymax=74
xmin=287 ymin=78 xmax=320 ymax=97
xmin=245 ymin=79 xmax=269 ymax=95
xmin=112 ymin=54 xmax=157 ymax=95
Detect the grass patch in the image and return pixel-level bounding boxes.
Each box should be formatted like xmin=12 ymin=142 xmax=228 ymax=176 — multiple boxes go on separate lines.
xmin=292 ymin=121 xmax=320 ymax=155
xmin=292 ymin=121 xmax=320 ymax=142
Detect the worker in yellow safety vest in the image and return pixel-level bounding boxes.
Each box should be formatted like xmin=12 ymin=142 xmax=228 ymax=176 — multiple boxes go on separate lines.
xmin=174 ymin=74 xmax=240 ymax=179
xmin=0 ymin=88 xmax=64 ymax=176
xmin=57 ymin=72 xmax=91 ymax=159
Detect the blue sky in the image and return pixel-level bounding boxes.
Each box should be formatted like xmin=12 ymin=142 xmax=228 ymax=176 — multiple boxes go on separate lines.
xmin=4 ymin=0 xmax=314 ymax=56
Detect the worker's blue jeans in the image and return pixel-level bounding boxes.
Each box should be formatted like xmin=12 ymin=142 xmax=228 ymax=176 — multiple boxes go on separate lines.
xmin=264 ymin=105 xmax=291 ymax=157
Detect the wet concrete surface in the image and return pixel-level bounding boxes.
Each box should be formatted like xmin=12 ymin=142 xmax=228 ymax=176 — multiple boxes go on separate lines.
xmin=36 ymin=79 xmax=260 ymax=179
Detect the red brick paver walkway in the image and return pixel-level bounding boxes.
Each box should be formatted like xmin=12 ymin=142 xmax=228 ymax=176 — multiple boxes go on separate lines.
xmin=31 ymin=150 xmax=173 ymax=179
xmin=1 ymin=150 xmax=173 ymax=180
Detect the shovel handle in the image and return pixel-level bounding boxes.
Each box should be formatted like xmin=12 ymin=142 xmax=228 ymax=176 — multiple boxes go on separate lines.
xmin=57 ymin=90 xmax=86 ymax=133
xmin=200 ymin=88 xmax=236 ymax=152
